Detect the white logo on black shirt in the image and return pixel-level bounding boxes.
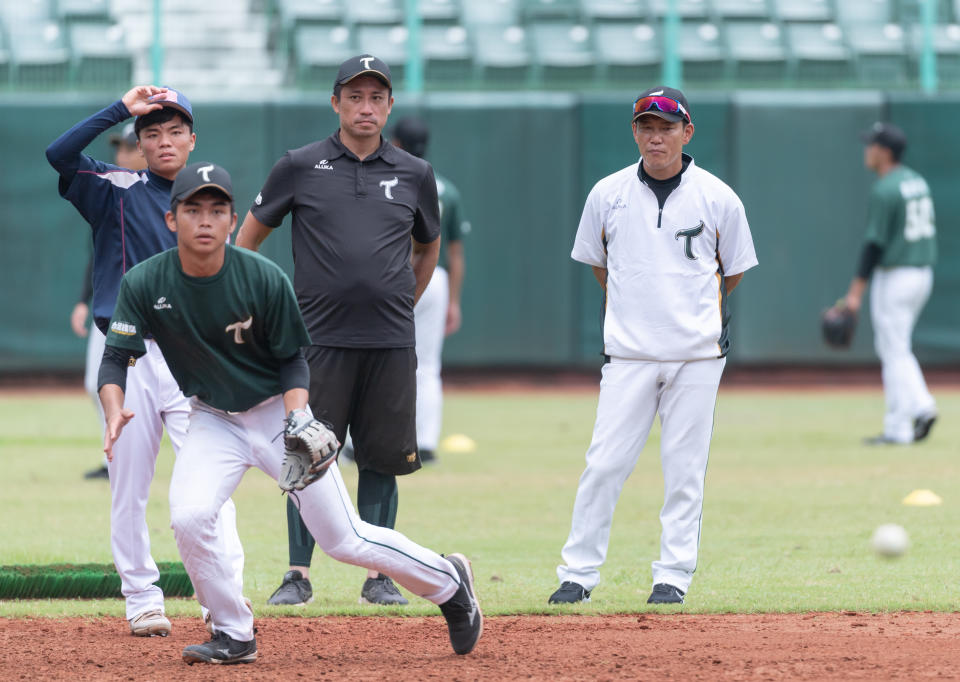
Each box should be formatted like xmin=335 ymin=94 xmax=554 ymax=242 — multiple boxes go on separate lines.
xmin=153 ymin=296 xmax=172 ymax=310
xmin=225 ymin=315 xmax=253 ymax=344
xmin=380 ymin=177 xmax=399 ymax=200
xmin=314 ymin=159 xmax=334 ymax=170
xmin=255 ymin=193 xmax=263 ymax=206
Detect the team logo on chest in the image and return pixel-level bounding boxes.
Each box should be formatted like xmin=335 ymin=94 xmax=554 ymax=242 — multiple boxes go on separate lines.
xmin=380 ymin=177 xmax=399 ymax=199
xmin=674 ymin=221 xmax=705 ymax=260
xmin=314 ymin=159 xmax=334 ymax=171
xmin=153 ymin=296 xmax=172 ymax=310
xmin=225 ymin=315 xmax=253 ymax=344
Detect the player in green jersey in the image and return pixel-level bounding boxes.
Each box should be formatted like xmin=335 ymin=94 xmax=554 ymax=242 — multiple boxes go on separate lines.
xmin=842 ymin=122 xmax=938 ymax=444
xmin=97 ymin=162 xmax=482 ymax=665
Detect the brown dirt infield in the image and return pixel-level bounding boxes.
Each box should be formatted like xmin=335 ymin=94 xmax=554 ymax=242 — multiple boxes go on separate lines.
xmin=2 ymin=612 xmax=959 ymax=680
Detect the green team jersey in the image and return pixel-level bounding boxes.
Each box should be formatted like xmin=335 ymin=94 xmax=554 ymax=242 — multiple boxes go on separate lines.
xmin=105 ymin=244 xmax=311 ymax=412
xmin=436 ymin=172 xmax=470 ymax=269
xmin=864 ymin=165 xmax=937 ymax=268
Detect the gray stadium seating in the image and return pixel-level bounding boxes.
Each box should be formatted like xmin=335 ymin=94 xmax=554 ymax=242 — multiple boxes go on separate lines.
xmin=462 ymin=0 xmax=523 ymax=25
xmin=421 ymin=23 xmax=474 ymax=85
xmin=294 ymin=24 xmax=354 ymax=88
xmin=725 ymin=20 xmax=789 ymax=83
xmin=679 ymin=21 xmax=726 ymax=81
xmin=68 ymin=22 xmax=132 ymax=89
xmin=785 ymin=22 xmax=854 ymax=83
xmin=9 ymin=23 xmax=70 ymax=88
xmin=772 ymin=0 xmax=834 ymax=22
xmin=471 ymin=24 xmax=532 ymax=86
xmin=647 ymin=0 xmax=712 ymax=19
xmin=593 ymin=21 xmax=661 ymax=84
xmin=713 ymin=0 xmax=772 ymax=21
xmin=529 ymin=21 xmax=598 ymax=86
xmin=846 ymin=22 xmax=909 ymax=85
xmin=345 ymin=0 xmax=405 ymax=26
xmin=580 ymin=0 xmax=649 ymax=21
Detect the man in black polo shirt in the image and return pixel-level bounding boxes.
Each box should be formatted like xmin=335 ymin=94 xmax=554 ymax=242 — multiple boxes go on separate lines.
xmin=236 ymin=54 xmax=441 ymax=606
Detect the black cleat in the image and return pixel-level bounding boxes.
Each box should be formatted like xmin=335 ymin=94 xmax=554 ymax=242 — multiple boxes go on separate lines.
xmin=548 ymin=581 xmax=591 ymax=604
xmin=84 ymin=465 xmax=109 ymax=480
xmin=266 ymin=570 xmax=313 ymax=605
xmin=360 ymin=574 xmax=409 ymax=605
xmin=439 ymin=553 xmax=483 ymax=655
xmin=182 ymin=631 xmax=257 ymax=665
xmin=647 ymin=583 xmax=685 ymax=604
xmin=914 ymin=414 xmax=937 ymax=442
xmin=863 ymin=434 xmax=901 ymax=446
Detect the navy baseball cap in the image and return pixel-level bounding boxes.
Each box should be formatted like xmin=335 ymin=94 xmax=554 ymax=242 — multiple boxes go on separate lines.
xmin=632 ymin=86 xmax=691 ymax=124
xmin=861 ymin=122 xmax=906 ymax=157
xmin=134 ymin=86 xmax=194 ymax=136
xmin=170 ymin=162 xmax=233 ymax=209
xmin=334 ymin=54 xmax=392 ymax=91
xmin=109 ymin=122 xmax=138 ymax=148
xmin=392 ymin=116 xmax=429 ymax=158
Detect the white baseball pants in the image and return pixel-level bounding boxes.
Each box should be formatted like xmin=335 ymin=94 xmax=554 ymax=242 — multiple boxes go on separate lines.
xmin=557 ymin=357 xmax=725 ymax=594
xmin=414 ymin=266 xmax=449 ymax=451
xmin=108 ymin=339 xmax=244 ymax=620
xmin=870 ymin=266 xmax=936 ymax=443
xmin=169 ymin=395 xmax=461 ymax=642
xmin=83 ymin=323 xmax=106 ymax=433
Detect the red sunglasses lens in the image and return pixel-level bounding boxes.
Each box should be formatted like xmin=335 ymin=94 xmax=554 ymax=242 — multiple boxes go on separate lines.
xmin=633 ymin=96 xmax=689 ymax=121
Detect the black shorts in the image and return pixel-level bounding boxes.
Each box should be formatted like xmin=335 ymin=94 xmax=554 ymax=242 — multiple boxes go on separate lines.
xmin=305 ymin=345 xmax=420 ymax=476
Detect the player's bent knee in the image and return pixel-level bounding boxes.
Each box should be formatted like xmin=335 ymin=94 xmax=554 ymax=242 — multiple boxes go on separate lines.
xmin=169 ymin=504 xmax=219 ymax=538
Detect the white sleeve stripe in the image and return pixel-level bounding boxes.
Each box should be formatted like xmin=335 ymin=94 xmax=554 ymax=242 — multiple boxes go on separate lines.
xmin=78 ymin=169 xmax=144 ymax=190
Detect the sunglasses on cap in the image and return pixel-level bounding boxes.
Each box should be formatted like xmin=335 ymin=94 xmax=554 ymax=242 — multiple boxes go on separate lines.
xmin=633 ymin=96 xmax=691 ymax=123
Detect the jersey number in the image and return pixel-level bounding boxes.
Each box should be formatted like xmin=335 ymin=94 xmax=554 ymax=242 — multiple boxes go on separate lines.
xmin=904 ymin=196 xmax=935 ymax=242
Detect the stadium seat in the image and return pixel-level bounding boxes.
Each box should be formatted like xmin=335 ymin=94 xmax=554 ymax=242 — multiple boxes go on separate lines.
xmin=835 ymin=0 xmax=893 ymax=24
xmin=523 ymin=0 xmax=581 ymax=20
xmin=462 ymin=0 xmax=522 ymax=26
xmin=593 ymin=21 xmax=660 ymax=85
xmin=529 ymin=21 xmax=598 ymax=86
xmin=909 ymin=23 xmax=960 ymax=85
xmin=68 ymin=22 xmax=132 ymax=89
xmin=0 ymin=27 xmax=10 ymax=87
xmin=725 ymin=21 xmax=789 ymax=83
xmin=580 ymin=0 xmax=648 ymax=21
xmin=421 ymin=23 xmax=474 ymax=85
xmin=419 ymin=0 xmax=462 ymax=23
xmin=57 ymin=0 xmax=111 ymax=25
xmin=355 ymin=24 xmax=408 ymax=83
xmin=9 ymin=22 xmax=70 ymax=88
xmin=277 ymin=0 xmax=345 ymax=30
xmin=647 ymin=0 xmax=711 ymax=19
xmin=846 ymin=23 xmax=909 ymax=85
xmin=785 ymin=22 xmax=853 ymax=83
xmin=293 ymin=24 xmax=354 ymax=88
xmin=471 ymin=24 xmax=532 ymax=86
xmin=344 ymin=0 xmax=404 ymax=25
xmin=713 ymin=0 xmax=772 ymax=21
xmin=679 ymin=21 xmax=726 ymax=82
xmin=771 ymin=0 xmax=834 ymax=22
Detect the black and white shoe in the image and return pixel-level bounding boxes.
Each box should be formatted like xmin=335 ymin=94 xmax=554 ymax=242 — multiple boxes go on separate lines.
xmin=647 ymin=583 xmax=685 ymax=604
xmin=548 ymin=581 xmax=591 ymax=604
xmin=360 ymin=574 xmax=409 ymax=605
xmin=266 ymin=570 xmax=313 ymax=605
xmin=439 ymin=553 xmax=483 ymax=655
xmin=182 ymin=631 xmax=257 ymax=665
xmin=863 ymin=434 xmax=901 ymax=446
xmin=914 ymin=414 xmax=938 ymax=442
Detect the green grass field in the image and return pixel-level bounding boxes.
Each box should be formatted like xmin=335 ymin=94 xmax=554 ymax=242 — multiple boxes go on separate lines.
xmin=1 ymin=386 xmax=957 ymax=618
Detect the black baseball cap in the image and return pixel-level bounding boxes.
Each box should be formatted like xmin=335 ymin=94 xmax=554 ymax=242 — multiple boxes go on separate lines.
xmin=170 ymin=162 xmax=233 ymax=209
xmin=334 ymin=54 xmax=392 ymax=91
xmin=632 ymin=86 xmax=691 ymax=124
xmin=861 ymin=122 xmax=907 ymax=157
xmin=392 ymin=116 xmax=429 ymax=158
xmin=109 ymin=122 xmax=138 ymax=148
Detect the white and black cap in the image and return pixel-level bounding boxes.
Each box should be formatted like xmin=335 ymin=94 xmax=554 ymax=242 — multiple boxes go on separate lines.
xmin=334 ymin=54 xmax=392 ymax=91
xmin=170 ymin=162 xmax=233 ymax=209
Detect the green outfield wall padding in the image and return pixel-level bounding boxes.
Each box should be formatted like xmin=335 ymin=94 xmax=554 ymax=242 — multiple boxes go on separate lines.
xmin=1 ymin=91 xmax=958 ymax=371
xmin=0 ymin=562 xmax=193 ymax=599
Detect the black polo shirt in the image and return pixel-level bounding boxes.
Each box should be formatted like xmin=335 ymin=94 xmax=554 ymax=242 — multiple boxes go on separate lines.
xmin=252 ymin=131 xmax=441 ymax=348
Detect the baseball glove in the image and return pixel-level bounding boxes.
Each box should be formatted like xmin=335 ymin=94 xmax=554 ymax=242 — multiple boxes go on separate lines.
xmin=278 ymin=409 xmax=340 ymax=492
xmin=821 ymin=302 xmax=857 ymax=349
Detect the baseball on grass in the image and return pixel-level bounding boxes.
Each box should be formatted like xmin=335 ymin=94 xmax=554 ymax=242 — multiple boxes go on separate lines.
xmin=871 ymin=523 xmax=909 ymax=558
